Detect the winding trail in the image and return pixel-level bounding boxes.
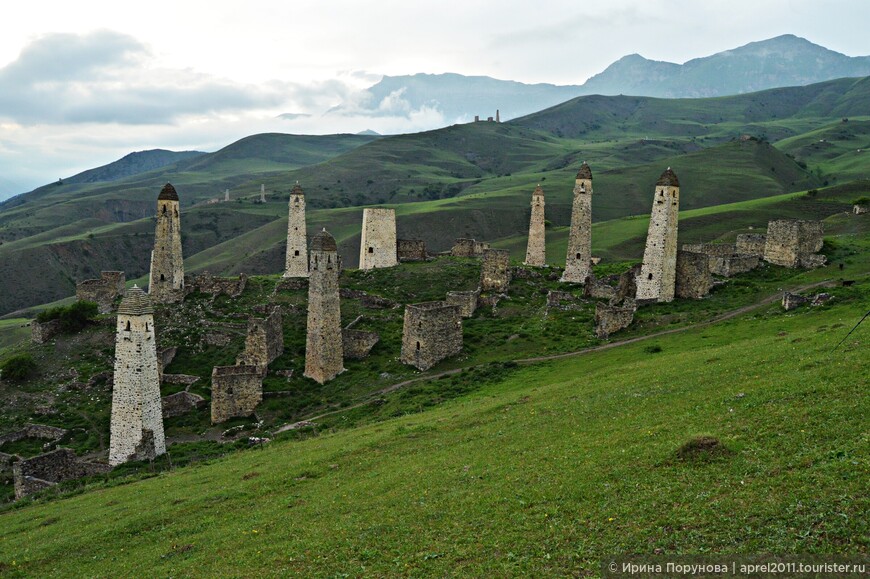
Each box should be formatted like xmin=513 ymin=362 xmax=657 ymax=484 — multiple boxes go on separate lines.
xmin=275 ymin=279 xmax=835 ymax=434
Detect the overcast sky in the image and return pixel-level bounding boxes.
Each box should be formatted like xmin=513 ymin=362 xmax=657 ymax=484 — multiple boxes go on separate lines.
xmin=0 ymin=0 xmax=868 ymax=198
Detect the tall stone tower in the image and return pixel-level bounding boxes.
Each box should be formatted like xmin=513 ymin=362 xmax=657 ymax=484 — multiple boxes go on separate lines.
xmin=524 ymin=184 xmax=546 ymax=266
xmin=284 ymin=182 xmax=308 ymax=278
xmin=109 ymin=286 xmax=166 ymax=466
xmin=636 ymin=168 xmax=680 ymax=303
xmin=359 ymin=208 xmax=398 ymax=270
xmin=260 ymin=184 xmax=266 ymax=203
xmin=304 ymin=229 xmax=345 ymax=384
xmin=148 ymin=183 xmax=184 ymax=303
xmin=561 ymin=162 xmax=593 ymax=283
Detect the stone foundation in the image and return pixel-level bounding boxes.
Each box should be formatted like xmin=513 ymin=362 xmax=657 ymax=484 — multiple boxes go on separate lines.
xmin=401 ymin=301 xmax=463 ymax=371
xmin=735 ymin=234 xmax=767 ymax=258
xmin=397 ymin=239 xmax=427 ymax=262
xmin=584 ymin=275 xmax=617 ymax=300
xmin=708 ymin=255 xmax=760 ymax=277
xmin=764 ymin=219 xmax=825 ymax=268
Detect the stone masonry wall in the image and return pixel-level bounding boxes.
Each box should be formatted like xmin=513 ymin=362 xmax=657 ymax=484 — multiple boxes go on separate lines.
xmin=187 ymin=272 xmax=247 ymax=298
xmin=709 ymin=255 xmax=760 ymax=277
xmin=359 ymin=208 xmax=398 ymax=270
xmin=594 ymin=302 xmax=636 ymax=339
xmin=31 ymin=319 xmax=62 ymax=344
xmin=13 ymin=448 xmax=110 ymax=499
xmin=400 ymin=301 xmax=463 ymax=371
xmin=764 ymin=220 xmax=825 ymax=268
xmin=284 ymin=185 xmax=309 ymax=277
xmin=342 ymin=329 xmax=380 ymax=360
xmin=210 ymin=365 xmax=263 ymax=424
xmin=561 ymin=174 xmax=593 ymax=283
xmin=0 ymin=424 xmax=67 ymax=445
xmin=149 ymin=195 xmax=184 ymax=303
xmin=451 ymin=239 xmax=490 ymax=257
xmin=681 ymin=243 xmax=736 ymax=258
xmin=636 ymin=180 xmax=680 ymax=302
xmin=480 ymin=249 xmax=511 ymax=293
xmin=397 ymin=239 xmax=427 ymax=262
xmin=524 ymin=185 xmax=546 ymax=266
xmin=76 ymin=271 xmax=125 ymax=313
xmin=237 ymin=307 xmax=283 ymax=369
xmin=446 ymin=289 xmax=480 ymax=318
xmin=735 ymin=234 xmax=767 ymax=258
xmin=162 ymin=391 xmax=206 ymax=419
xmin=675 ymin=250 xmax=713 ymax=299
xmin=305 ymin=234 xmax=345 ymax=384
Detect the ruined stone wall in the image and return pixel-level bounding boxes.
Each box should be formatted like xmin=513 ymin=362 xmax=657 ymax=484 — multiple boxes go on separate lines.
xmin=305 ymin=237 xmax=344 ymax=384
xmin=0 ymin=424 xmax=67 ymax=445
xmin=735 ymin=234 xmax=767 ymax=258
xmin=342 ymin=329 xmax=380 ymax=359
xmin=681 ymin=243 xmax=736 ymax=258
xmin=359 ymin=208 xmax=398 ymax=270
xmin=675 ymin=250 xmax=713 ymax=299
xmin=709 ymin=255 xmax=760 ymax=277
xmin=636 ymin=181 xmax=680 ymax=302
xmin=162 ymin=391 xmax=206 ymax=419
xmin=764 ymin=220 xmax=825 ymax=268
xmin=397 ymin=239 xmax=427 ymax=262
xmin=187 ymin=272 xmax=247 ymax=298
xmin=76 ymin=271 xmax=125 ymax=314
xmin=237 ymin=307 xmax=283 ymax=369
xmin=561 ymin=175 xmax=593 ymax=283
xmin=594 ymin=302 xmax=636 ymax=339
xmin=480 ymin=249 xmax=511 ymax=293
xmin=13 ymin=448 xmax=110 ymax=499
xmin=854 ymin=204 xmax=870 ymax=215
xmin=446 ymin=289 xmax=479 ymax=318
xmin=109 ymin=298 xmax=166 ymax=466
xmin=210 ymin=366 xmax=262 ymax=424
xmin=451 ymin=239 xmax=490 ymax=257
xmin=584 ymin=275 xmax=617 ymax=300
xmin=524 ymin=185 xmax=546 ymax=266
xmin=284 ymin=185 xmax=308 ymax=277
xmin=400 ymin=301 xmax=463 ymax=371
xmin=31 ymin=319 xmax=62 ymax=344
xmin=149 ymin=195 xmax=184 ymax=303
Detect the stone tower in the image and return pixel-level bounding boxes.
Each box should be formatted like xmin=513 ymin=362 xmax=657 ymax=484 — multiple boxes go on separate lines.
xmin=561 ymin=162 xmax=593 ymax=283
xmin=400 ymin=301 xmax=463 ymax=371
xmin=260 ymin=184 xmax=266 ymax=203
xmin=359 ymin=208 xmax=398 ymax=270
xmin=224 ymin=189 xmax=230 ymax=202
xmin=148 ymin=183 xmax=184 ymax=303
xmin=524 ymin=185 xmax=546 ymax=266
xmin=636 ymin=168 xmax=680 ymax=303
xmin=304 ymin=229 xmax=345 ymax=384
xmin=284 ymin=182 xmax=309 ymax=278
xmin=109 ymin=286 xmax=166 ymax=466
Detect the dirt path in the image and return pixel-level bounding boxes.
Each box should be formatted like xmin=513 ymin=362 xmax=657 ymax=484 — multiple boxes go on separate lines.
xmin=274 ymin=279 xmax=835 ymax=434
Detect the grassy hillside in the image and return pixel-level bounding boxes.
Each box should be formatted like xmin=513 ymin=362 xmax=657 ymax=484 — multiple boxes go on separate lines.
xmin=0 ymin=282 xmax=866 ymax=575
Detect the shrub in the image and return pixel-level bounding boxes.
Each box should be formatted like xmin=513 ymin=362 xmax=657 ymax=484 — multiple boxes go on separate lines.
xmin=1 ymin=354 xmax=37 ymax=382
xmin=36 ymin=301 xmax=99 ymax=333
xmin=853 ymin=197 xmax=870 ymax=206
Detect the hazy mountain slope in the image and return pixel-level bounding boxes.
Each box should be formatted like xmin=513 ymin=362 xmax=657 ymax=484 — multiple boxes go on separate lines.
xmin=64 ymin=150 xmax=205 ymax=185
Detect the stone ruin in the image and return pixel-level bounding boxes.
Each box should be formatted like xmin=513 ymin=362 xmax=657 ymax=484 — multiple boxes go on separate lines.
xmin=397 ymin=239 xmax=428 ymax=262
xmin=854 ymin=204 xmax=869 ymax=215
xmin=237 ymin=307 xmax=283 ymax=371
xmin=590 ymin=266 xmax=641 ymax=339
xmin=31 ymin=319 xmax=62 ymax=344
xmin=546 ymin=290 xmax=577 ymax=310
xmin=401 ymin=301 xmax=463 ymax=371
xmin=75 ymin=271 xmax=125 ymax=313
xmin=342 ymin=329 xmax=380 ymax=360
xmin=13 ymin=448 xmax=110 ymax=499
xmin=210 ymin=365 xmax=262 ymax=424
xmin=359 ymin=208 xmax=398 ymax=270
xmin=782 ymin=291 xmax=832 ymax=311
xmin=162 ymin=391 xmax=206 ymax=419
xmin=735 ymin=234 xmax=767 ymax=258
xmin=451 ymin=238 xmax=490 ymax=257
xmin=763 ymin=219 xmax=826 ymax=268
xmin=636 ymin=168 xmax=680 ymax=303
xmin=594 ymin=302 xmax=636 ymax=339
xmin=681 ymin=242 xmax=760 ymax=278
xmin=524 ymin=184 xmax=546 ymax=266
xmin=186 ymin=272 xmax=247 ymax=298
xmin=675 ymin=250 xmax=714 ymax=299
xmin=0 ymin=424 xmax=68 ymax=454
xmin=480 ymin=249 xmax=511 ymax=293
xmin=446 ymin=289 xmax=480 ymax=318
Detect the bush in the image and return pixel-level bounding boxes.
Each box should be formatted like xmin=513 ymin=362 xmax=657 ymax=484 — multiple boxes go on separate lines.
xmin=1 ymin=354 xmax=37 ymax=382
xmin=36 ymin=301 xmax=99 ymax=333
xmin=853 ymin=197 xmax=870 ymax=206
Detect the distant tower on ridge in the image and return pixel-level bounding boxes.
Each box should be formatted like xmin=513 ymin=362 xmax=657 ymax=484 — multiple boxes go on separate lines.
xmin=636 ymin=168 xmax=681 ymax=303
xmin=561 ymin=162 xmax=593 ymax=283
xmin=284 ymin=182 xmax=308 ymax=278
xmin=109 ymin=286 xmax=166 ymax=466
xmin=148 ymin=183 xmax=184 ymax=303
xmin=496 ymin=109 xmax=500 ymax=123
xmin=524 ymin=184 xmax=546 ymax=266
xmin=224 ymin=189 xmax=230 ymax=202
xmin=260 ymin=184 xmax=266 ymax=203
xmin=304 ymin=229 xmax=345 ymax=383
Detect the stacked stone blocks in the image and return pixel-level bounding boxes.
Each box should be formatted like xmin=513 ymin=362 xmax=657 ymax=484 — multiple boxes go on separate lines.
xmin=524 ymin=185 xmax=546 ymax=266
xmin=359 ymin=208 xmax=398 ymax=270
xmin=763 ymin=219 xmax=825 ymax=268
xmin=284 ymin=183 xmax=309 ymax=278
xmin=480 ymin=249 xmax=511 ymax=293
xmin=401 ymin=301 xmax=463 ymax=371
xmin=562 ymin=163 xmax=593 ymax=283
xmin=76 ymin=271 xmax=125 ymax=313
xmin=636 ymin=168 xmax=680 ymax=303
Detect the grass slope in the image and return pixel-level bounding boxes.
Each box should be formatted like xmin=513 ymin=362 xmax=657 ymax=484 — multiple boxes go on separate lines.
xmin=0 ymin=293 xmax=866 ymax=576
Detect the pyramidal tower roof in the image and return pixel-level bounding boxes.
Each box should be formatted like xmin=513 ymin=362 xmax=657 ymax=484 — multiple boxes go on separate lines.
xmin=532 ymin=184 xmax=544 ymax=197
xmin=118 ymin=285 xmax=154 ymax=316
xmin=575 ymin=162 xmax=592 ymax=180
xmin=291 ymin=182 xmax=304 ymax=195
xmin=157 ymin=183 xmax=179 ymax=201
xmin=656 ymin=167 xmax=680 ymax=187
xmin=311 ymin=228 xmax=337 ymax=251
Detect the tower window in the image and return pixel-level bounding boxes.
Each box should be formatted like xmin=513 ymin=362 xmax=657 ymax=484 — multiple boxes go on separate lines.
xmin=368 ymin=247 xmax=374 ymax=254
xmin=160 ymin=274 xmax=165 ymax=281
xmin=294 ymin=250 xmax=300 ymax=256
xmin=416 ymin=341 xmax=421 ymax=351
xmin=648 ymin=273 xmax=653 ymax=280
xmin=162 ymin=206 xmax=167 ymax=214
xmin=576 ymin=253 xmax=581 ymax=259
xmin=125 ymin=321 xmax=131 ymax=331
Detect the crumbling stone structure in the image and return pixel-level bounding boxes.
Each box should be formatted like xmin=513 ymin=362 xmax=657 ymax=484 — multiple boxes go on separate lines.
xmin=237 ymin=307 xmax=283 ymax=370
xmin=284 ymin=182 xmax=309 ymax=278
xmin=524 ymin=185 xmax=546 ymax=266
xmin=400 ymin=301 xmax=463 ymax=371
xmin=681 ymin=243 xmax=736 ymax=259
xmin=614 ymin=265 xmax=641 ymax=305
xmin=594 ymin=302 xmax=636 ymax=339
xmin=397 ymin=239 xmax=427 ymax=262
xmin=187 ymin=272 xmax=247 ymax=298
xmin=30 ymin=319 xmax=62 ymax=344
xmin=76 ymin=271 xmax=125 ymax=314
xmin=562 ymin=162 xmax=593 ymax=283
xmin=359 ymin=208 xmax=398 ymax=270
xmin=675 ymin=250 xmax=713 ymax=299
xmin=709 ymin=255 xmax=760 ymax=277
xmin=162 ymin=391 xmax=206 ymax=419
xmin=480 ymin=249 xmax=511 ymax=293
xmin=446 ymin=289 xmax=480 ymax=318
xmin=0 ymin=424 xmax=67 ymax=446
xmin=342 ymin=329 xmax=380 ymax=359
xmin=546 ymin=290 xmax=577 ymax=309
xmin=636 ymin=168 xmax=680 ymax=303
xmin=584 ymin=275 xmax=617 ymax=301
xmin=736 ymin=234 xmax=767 ymax=258
xmin=13 ymin=448 xmax=110 ymax=499
xmin=109 ymin=286 xmax=166 ymax=466
xmin=763 ymin=219 xmax=826 ymax=268
xmin=854 ymin=204 xmax=869 ymax=215
xmin=782 ymin=292 xmax=809 ymax=311
xmin=305 ymin=229 xmax=345 ymax=384
xmin=210 ymin=365 xmax=262 ymax=423
xmin=451 ymin=238 xmax=490 ymax=257
xmin=148 ymin=183 xmax=185 ymax=303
